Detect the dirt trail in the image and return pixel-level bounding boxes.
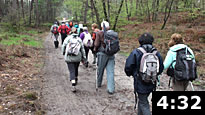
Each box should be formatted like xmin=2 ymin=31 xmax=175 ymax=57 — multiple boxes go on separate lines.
xmin=41 ymin=34 xmax=137 ymax=115
xmin=41 ymin=33 xmax=203 ymax=115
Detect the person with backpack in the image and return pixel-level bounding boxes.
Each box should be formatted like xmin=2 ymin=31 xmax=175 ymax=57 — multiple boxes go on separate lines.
xmin=69 ymin=21 xmax=73 ymax=28
xmin=94 ymin=21 xmax=120 ymax=94
xmin=80 ymin=27 xmax=93 ymax=66
xmin=91 ymin=23 xmax=100 ymax=64
xmin=124 ymin=33 xmax=164 ymax=115
xmin=62 ymin=27 xmax=86 ymax=92
xmin=58 ymin=21 xmax=71 ymax=45
xmin=50 ymin=22 xmax=59 ymax=48
xmin=164 ymin=33 xmax=197 ymax=91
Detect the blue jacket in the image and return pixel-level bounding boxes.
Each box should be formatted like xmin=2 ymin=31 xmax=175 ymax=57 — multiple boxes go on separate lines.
xmin=124 ymin=45 xmax=164 ymax=94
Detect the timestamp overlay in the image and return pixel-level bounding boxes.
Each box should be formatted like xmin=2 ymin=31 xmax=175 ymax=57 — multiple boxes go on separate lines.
xmin=152 ymin=91 xmax=205 ymax=114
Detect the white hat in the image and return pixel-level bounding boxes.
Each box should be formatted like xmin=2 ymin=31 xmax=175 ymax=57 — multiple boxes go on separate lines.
xmin=101 ymin=21 xmax=109 ymax=28
xmin=79 ymin=24 xmax=83 ymax=29
xmin=83 ymin=27 xmax=88 ymax=31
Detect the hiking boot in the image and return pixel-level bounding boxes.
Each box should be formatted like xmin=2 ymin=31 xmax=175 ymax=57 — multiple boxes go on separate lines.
xmin=107 ymin=91 xmax=114 ymax=95
xmin=71 ymin=80 xmax=76 ymax=86
xmin=71 ymin=86 xmax=76 ymax=92
xmin=75 ymin=78 xmax=78 ymax=85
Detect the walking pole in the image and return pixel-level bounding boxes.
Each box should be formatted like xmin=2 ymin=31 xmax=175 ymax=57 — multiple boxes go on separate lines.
xmin=189 ymin=81 xmax=195 ymax=91
xmin=96 ymin=55 xmax=98 ymax=91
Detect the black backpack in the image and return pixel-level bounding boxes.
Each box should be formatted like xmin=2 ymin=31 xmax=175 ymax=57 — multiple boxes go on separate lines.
xmin=174 ymin=48 xmax=197 ymax=81
xmin=103 ymin=24 xmax=120 ymax=55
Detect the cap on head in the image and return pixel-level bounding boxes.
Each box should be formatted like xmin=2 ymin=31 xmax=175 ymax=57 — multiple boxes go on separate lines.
xmin=79 ymin=24 xmax=83 ymax=29
xmin=83 ymin=27 xmax=88 ymax=31
xmin=138 ymin=33 xmax=154 ymax=45
xmin=101 ymin=21 xmax=109 ymax=29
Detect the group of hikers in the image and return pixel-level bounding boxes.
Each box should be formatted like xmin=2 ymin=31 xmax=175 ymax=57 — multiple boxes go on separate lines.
xmin=50 ymin=19 xmax=197 ymax=115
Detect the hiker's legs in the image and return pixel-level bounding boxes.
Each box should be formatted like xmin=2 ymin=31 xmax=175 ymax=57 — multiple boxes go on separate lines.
xmin=173 ymin=79 xmax=189 ymax=91
xmin=61 ymin=34 xmax=67 ymax=44
xmin=74 ymin=62 xmax=80 ymax=82
xmin=67 ymin=62 xmax=76 ymax=86
xmin=97 ymin=52 xmax=108 ymax=87
xmin=54 ymin=34 xmax=59 ymax=48
xmin=106 ymin=55 xmax=115 ymax=93
xmin=84 ymin=46 xmax=89 ymax=61
xmin=137 ymin=93 xmax=151 ymax=115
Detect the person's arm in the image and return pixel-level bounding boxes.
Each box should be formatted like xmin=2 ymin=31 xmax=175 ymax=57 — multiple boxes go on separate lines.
xmin=94 ymin=31 xmax=101 ymax=52
xmin=156 ymin=52 xmax=164 ymax=75
xmin=61 ymin=37 xmax=69 ymax=55
xmin=163 ymin=50 xmax=174 ymax=70
xmin=50 ymin=25 xmax=53 ymax=32
xmin=124 ymin=50 xmax=137 ymax=77
xmin=66 ymin=26 xmax=71 ymax=35
xmin=80 ymin=33 xmax=85 ymax=41
xmin=80 ymin=40 xmax=86 ymax=61
xmin=58 ymin=25 xmax=61 ymax=33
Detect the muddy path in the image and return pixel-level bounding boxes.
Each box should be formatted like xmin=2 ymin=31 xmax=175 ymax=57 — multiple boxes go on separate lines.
xmin=41 ymin=34 xmax=137 ymax=115
xmin=40 ymin=33 xmax=203 ymax=115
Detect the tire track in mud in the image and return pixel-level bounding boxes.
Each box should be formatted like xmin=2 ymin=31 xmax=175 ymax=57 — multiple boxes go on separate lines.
xmin=41 ymin=34 xmax=137 ymax=115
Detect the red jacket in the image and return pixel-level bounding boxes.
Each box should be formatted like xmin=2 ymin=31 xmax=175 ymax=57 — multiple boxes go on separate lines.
xmin=58 ymin=24 xmax=70 ymax=34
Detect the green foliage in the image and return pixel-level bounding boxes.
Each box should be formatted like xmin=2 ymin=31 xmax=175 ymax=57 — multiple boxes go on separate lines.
xmin=0 ymin=28 xmax=43 ymax=48
xmin=23 ymin=92 xmax=38 ymax=100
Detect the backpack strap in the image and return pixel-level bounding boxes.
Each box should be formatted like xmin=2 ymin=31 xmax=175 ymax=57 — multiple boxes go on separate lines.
xmin=138 ymin=47 xmax=147 ymax=54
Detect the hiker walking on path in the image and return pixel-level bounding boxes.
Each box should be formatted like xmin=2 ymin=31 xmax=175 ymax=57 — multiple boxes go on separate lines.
xmin=164 ymin=33 xmax=197 ymax=91
xmin=94 ymin=21 xmax=120 ymax=94
xmin=91 ymin=23 xmax=100 ymax=64
xmin=80 ymin=27 xmax=93 ymax=66
xmin=62 ymin=27 xmax=86 ymax=92
xmin=58 ymin=21 xmax=71 ymax=45
xmin=124 ymin=33 xmax=164 ymax=115
xmin=50 ymin=22 xmax=59 ymax=48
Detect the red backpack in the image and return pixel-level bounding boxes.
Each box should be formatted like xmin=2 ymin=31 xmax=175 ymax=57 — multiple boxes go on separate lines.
xmin=92 ymin=32 xmax=97 ymax=40
xmin=52 ymin=26 xmax=58 ymax=34
xmin=69 ymin=21 xmax=73 ymax=27
xmin=61 ymin=25 xmax=67 ymax=34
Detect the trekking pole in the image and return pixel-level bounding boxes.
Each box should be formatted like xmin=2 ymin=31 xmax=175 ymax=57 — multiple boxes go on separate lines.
xmin=95 ymin=55 xmax=98 ymax=91
xmin=189 ymin=81 xmax=195 ymax=91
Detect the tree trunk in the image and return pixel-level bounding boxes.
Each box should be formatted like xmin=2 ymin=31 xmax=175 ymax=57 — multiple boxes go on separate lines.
xmin=107 ymin=0 xmax=111 ymax=23
xmin=125 ymin=0 xmax=130 ymax=20
xmin=113 ymin=0 xmax=124 ymax=30
xmin=84 ymin=0 xmax=88 ymax=24
xmin=129 ymin=0 xmax=133 ymax=18
xmin=161 ymin=0 xmax=174 ymax=30
xmin=29 ymin=0 xmax=34 ymax=26
xmin=35 ymin=0 xmax=39 ymax=27
xmin=136 ymin=0 xmax=139 ymax=15
xmin=152 ymin=0 xmax=159 ymax=22
xmin=20 ymin=0 xmax=26 ymax=24
xmin=102 ymin=0 xmax=108 ymax=22
xmin=91 ymin=0 xmax=101 ymax=28
xmin=146 ymin=0 xmax=151 ymax=22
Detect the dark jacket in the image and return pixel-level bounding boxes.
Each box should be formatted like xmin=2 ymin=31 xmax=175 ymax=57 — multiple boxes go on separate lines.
xmin=124 ymin=44 xmax=164 ymax=94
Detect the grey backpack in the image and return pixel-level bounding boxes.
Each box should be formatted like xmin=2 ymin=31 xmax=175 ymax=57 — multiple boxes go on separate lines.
xmin=138 ymin=47 xmax=159 ymax=84
xmin=66 ymin=35 xmax=81 ymax=56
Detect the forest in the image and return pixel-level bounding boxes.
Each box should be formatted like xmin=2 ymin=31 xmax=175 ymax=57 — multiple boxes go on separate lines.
xmin=0 ymin=0 xmax=205 ymax=114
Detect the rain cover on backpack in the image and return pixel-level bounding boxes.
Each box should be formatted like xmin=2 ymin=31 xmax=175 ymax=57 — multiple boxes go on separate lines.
xmin=138 ymin=47 xmax=159 ymax=84
xmin=83 ymin=32 xmax=93 ymax=47
xmin=66 ymin=36 xmax=81 ymax=56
